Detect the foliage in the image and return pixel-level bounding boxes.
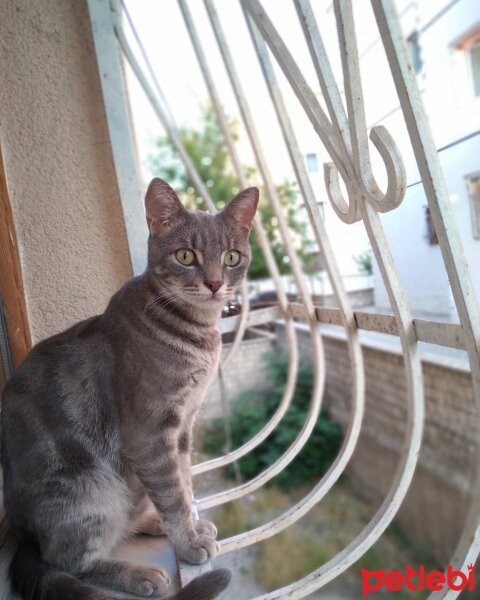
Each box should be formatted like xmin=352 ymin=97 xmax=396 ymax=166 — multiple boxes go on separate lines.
xmin=256 ymin=527 xmax=328 ymax=590
xmin=202 ymin=352 xmax=343 ymax=489
xmin=147 ymin=104 xmax=313 ymax=279
xmin=210 ymin=479 xmax=435 ymax=598
xmin=353 ymin=249 xmax=373 ymax=275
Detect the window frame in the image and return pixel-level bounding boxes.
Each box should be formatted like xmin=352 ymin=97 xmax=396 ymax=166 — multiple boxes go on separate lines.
xmin=466 ymin=36 xmax=480 ymax=97
xmin=466 ymin=171 xmax=480 ymax=240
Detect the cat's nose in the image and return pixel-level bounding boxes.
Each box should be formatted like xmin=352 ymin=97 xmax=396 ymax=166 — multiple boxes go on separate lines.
xmin=204 ymin=280 xmax=223 ymax=293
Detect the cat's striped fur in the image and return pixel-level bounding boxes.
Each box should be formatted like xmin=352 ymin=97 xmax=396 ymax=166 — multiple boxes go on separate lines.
xmin=1 ymin=178 xmax=258 ymax=599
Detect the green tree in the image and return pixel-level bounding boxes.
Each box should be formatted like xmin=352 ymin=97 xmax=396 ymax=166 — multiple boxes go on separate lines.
xmin=147 ymin=105 xmax=312 ymax=279
xmin=353 ymin=249 xmax=373 ymax=275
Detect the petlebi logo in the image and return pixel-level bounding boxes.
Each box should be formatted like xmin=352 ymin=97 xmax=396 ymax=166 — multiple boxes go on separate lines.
xmin=361 ymin=564 xmax=477 ymax=596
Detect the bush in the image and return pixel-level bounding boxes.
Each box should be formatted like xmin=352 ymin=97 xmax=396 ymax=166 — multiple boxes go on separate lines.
xmin=202 ymin=352 xmax=343 ymax=489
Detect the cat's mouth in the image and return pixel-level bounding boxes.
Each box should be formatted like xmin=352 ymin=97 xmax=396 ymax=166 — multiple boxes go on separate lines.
xmin=206 ymin=293 xmax=224 ymax=304
xmin=183 ymin=290 xmax=225 ymax=307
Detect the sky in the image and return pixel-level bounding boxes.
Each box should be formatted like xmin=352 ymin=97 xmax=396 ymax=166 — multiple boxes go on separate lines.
xmin=116 ymin=1 xmax=480 ymax=332
xmin=122 ymin=0 xmax=353 ymax=184
xmin=120 ymin=0 xmax=403 ymax=280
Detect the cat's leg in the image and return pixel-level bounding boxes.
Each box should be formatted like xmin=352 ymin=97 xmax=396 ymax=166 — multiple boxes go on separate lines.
xmin=130 ymin=425 xmax=219 ymax=564
xmin=127 ymin=478 xmax=166 ymax=537
xmin=39 ymin=515 xmax=171 ymax=597
xmin=37 ymin=473 xmax=171 ymax=597
xmin=177 ymin=417 xmax=217 ymax=540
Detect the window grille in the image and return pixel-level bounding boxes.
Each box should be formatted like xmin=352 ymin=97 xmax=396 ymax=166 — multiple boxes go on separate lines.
xmin=86 ymin=1 xmax=480 ymax=598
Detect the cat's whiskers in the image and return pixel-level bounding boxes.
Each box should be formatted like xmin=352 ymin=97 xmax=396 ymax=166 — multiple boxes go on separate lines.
xmin=144 ymin=285 xmax=190 ymax=317
xmin=142 ymin=289 xmax=170 ymax=319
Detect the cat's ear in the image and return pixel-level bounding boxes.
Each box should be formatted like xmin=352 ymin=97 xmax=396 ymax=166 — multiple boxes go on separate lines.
xmin=145 ymin=178 xmax=185 ymax=234
xmin=221 ymin=187 xmax=259 ymax=234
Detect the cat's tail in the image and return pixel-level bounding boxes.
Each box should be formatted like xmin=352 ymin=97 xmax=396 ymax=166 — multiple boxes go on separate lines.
xmin=10 ymin=542 xmax=231 ymax=600
xmin=164 ymin=568 xmax=231 ymax=600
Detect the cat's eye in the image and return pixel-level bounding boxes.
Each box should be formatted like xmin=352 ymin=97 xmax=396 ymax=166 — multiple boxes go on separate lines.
xmin=224 ymin=250 xmax=241 ymax=266
xmin=176 ymin=249 xmax=195 ymax=265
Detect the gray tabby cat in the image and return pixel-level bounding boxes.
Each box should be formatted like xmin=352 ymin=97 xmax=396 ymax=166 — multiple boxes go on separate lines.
xmin=1 ymin=178 xmax=259 ymax=600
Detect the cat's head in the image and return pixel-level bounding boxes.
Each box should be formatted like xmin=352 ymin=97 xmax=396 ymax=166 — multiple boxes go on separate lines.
xmin=145 ymin=178 xmax=258 ymax=311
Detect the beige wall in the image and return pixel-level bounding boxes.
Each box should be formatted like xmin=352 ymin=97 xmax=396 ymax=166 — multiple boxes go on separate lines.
xmin=0 ymin=0 xmax=132 ymax=343
xmin=275 ymin=323 xmax=477 ymax=564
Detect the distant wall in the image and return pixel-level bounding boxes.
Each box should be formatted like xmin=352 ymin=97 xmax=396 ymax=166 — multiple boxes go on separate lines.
xmin=313 ymin=287 xmax=374 ymax=309
xmin=275 ymin=322 xmax=477 ymax=564
xmin=200 ymin=333 xmax=274 ymax=423
xmin=198 ymin=322 xmax=475 ymax=563
xmin=0 ymin=0 xmax=132 ymax=343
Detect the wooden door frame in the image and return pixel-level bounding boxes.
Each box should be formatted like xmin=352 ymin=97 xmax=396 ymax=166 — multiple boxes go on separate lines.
xmin=0 ymin=145 xmax=31 ymax=377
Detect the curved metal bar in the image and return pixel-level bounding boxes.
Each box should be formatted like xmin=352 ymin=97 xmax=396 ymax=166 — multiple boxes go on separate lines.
xmin=229 ymin=5 xmax=426 ymax=597
xmin=113 ymin=17 xmax=251 ymax=370
xmin=196 ymin=0 xmax=326 ymax=509
xmin=322 ymin=125 xmax=406 ymax=223
xmin=193 ymin=317 xmax=298 ymax=476
xmin=333 ymin=0 xmax=406 ymax=212
xmin=371 ymin=2 xmax=480 ymax=597
xmin=197 ymin=325 xmax=324 ymax=510
xmin=177 ymin=0 xmax=300 ymax=475
xmin=244 ymin=0 xmax=406 ymax=224
xmin=219 ymin=347 xmax=363 ymax=553
xmin=323 ymin=162 xmax=363 ymax=224
xmin=237 ymin=204 xmax=424 ymax=598
xmin=214 ymin=5 xmax=365 ymax=552
xmin=220 ymin=280 xmax=250 ymax=370
xmin=368 ymin=125 xmax=406 ymax=213
xmin=236 ymin=3 xmax=350 ymax=183
xmin=242 ymin=10 xmax=366 ymax=503
xmin=294 ymin=0 xmax=352 ymax=160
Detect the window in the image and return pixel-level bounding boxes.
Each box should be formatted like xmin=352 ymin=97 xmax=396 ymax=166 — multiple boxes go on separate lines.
xmin=407 ymin=31 xmax=423 ymax=74
xmin=454 ymin=28 xmax=480 ymax=99
xmin=306 ymin=152 xmax=319 ymax=173
xmin=467 ymin=38 xmax=480 ymax=97
xmin=467 ymin=174 xmax=480 ymax=239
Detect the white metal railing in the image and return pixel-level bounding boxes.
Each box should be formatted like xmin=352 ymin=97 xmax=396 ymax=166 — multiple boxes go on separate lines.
xmin=89 ymin=1 xmax=480 ymax=598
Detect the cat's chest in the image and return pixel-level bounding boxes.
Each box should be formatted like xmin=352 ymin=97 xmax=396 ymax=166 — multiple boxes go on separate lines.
xmin=188 ymin=345 xmax=220 ymax=385
xmin=122 ymin=328 xmax=221 ymax=396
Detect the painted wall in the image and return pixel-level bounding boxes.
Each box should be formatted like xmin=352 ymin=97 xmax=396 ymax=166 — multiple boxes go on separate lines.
xmin=369 ymin=0 xmax=480 ymax=315
xmin=0 ymin=0 xmax=133 ymax=343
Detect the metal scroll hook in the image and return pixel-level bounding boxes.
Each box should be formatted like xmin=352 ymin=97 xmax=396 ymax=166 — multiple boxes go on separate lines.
xmin=324 ymin=161 xmax=364 ymax=224
xmin=366 ymin=125 xmax=406 ymax=213
xmin=334 ymin=0 xmax=406 ymax=216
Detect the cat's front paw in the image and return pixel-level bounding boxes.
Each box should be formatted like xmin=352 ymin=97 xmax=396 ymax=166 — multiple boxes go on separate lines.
xmin=195 ymin=518 xmax=217 ymax=539
xmin=123 ymin=565 xmax=170 ymax=597
xmin=175 ymin=530 xmax=220 ymax=564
